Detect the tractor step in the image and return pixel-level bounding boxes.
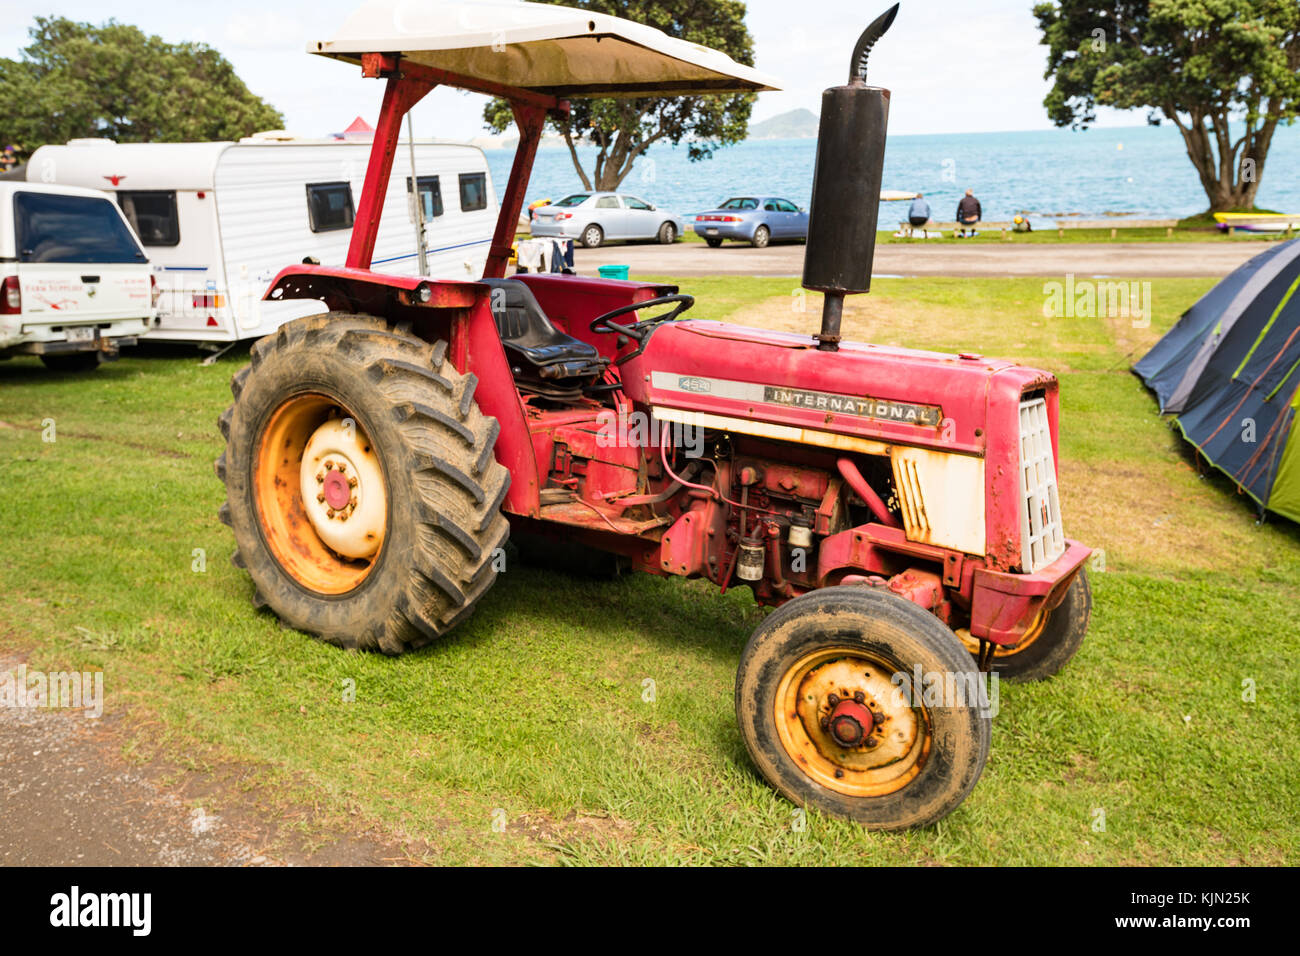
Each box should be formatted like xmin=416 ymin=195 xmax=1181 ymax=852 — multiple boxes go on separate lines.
xmin=537 ymin=500 xmax=671 ymax=535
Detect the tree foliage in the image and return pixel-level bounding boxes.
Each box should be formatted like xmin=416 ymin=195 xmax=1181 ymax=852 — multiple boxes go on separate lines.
xmin=0 ymin=17 xmax=284 ymax=160
xmin=484 ymin=0 xmax=756 ymax=192
xmin=1034 ymin=0 xmax=1300 ymax=211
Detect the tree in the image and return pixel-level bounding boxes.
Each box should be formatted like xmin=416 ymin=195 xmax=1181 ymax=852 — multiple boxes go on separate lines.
xmin=483 ymin=0 xmax=756 ymax=192
xmin=0 ymin=17 xmax=283 ymax=160
xmin=1034 ymin=1 xmax=1300 ymax=212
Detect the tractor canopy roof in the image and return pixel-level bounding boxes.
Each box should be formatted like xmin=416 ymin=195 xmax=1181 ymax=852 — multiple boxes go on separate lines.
xmin=312 ymin=0 xmax=780 ymax=97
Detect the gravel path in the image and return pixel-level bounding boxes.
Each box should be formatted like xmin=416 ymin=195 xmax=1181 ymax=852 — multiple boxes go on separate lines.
xmin=0 ymin=653 xmax=423 ymax=866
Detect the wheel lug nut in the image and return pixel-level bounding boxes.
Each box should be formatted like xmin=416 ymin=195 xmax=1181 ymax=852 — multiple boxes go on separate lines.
xmin=324 ymin=460 xmax=334 ymax=469
xmin=337 ymin=463 xmax=346 ymax=474
xmin=827 ymin=693 xmax=840 ymax=706
xmin=326 ymin=508 xmax=335 ymax=518
xmin=834 ymin=769 xmax=844 ymax=779
xmin=820 ymin=717 xmax=829 ymax=730
xmin=316 ymin=472 xmax=325 ymax=483
xmin=853 ymin=691 xmax=865 ymax=704
xmin=348 ymin=476 xmax=358 ymax=487
xmin=349 ymin=496 xmax=357 ymax=508
xmin=865 ymin=738 xmax=877 ymax=748
xmin=316 ymin=493 xmax=325 ymax=503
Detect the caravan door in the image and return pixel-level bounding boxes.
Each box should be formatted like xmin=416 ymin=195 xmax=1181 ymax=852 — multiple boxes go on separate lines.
xmin=118 ymin=188 xmax=236 ymax=338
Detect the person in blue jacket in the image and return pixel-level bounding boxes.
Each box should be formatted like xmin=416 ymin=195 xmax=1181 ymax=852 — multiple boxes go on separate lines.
xmin=907 ymin=193 xmax=931 ymax=232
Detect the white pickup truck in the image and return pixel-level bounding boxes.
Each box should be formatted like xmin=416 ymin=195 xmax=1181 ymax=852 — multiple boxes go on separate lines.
xmin=0 ymin=182 xmax=156 ymax=370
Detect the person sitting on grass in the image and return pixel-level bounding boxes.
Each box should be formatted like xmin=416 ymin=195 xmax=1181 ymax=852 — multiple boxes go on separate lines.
xmin=908 ymin=193 xmax=931 ymax=235
xmin=956 ymin=189 xmax=982 ymax=238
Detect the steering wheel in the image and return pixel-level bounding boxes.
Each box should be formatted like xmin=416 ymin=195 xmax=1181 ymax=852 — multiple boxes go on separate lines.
xmin=589 ymin=294 xmax=695 ymax=341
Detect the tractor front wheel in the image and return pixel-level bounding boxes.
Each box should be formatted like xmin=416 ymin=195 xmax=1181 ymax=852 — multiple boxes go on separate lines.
xmin=215 ymin=313 xmax=509 ymax=654
xmin=736 ymin=586 xmax=990 ymax=830
xmin=960 ymin=568 xmax=1091 ymax=682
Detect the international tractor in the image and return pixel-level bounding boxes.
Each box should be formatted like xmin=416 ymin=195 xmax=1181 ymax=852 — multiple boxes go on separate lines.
xmin=216 ymin=0 xmax=1092 ymax=829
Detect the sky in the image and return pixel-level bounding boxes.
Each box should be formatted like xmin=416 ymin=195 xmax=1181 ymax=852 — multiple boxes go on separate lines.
xmin=0 ymin=0 xmax=1141 ymax=140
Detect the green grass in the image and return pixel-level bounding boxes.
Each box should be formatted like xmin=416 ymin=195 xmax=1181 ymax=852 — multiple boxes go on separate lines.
xmin=2 ymin=277 xmax=1297 ymax=865
xmin=882 ymin=226 xmax=1282 ymax=244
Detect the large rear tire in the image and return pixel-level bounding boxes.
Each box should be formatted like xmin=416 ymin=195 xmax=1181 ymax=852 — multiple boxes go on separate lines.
xmin=215 ymin=313 xmax=509 ymax=654
xmin=736 ymin=586 xmax=991 ymax=830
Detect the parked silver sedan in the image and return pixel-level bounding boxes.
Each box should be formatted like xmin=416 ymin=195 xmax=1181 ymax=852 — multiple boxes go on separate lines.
xmin=692 ymin=196 xmax=809 ymax=248
xmin=530 ymin=192 xmax=686 ymax=248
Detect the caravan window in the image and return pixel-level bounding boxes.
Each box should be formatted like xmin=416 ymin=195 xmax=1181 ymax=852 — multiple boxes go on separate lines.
xmin=306 ymin=182 xmax=355 ymax=232
xmin=458 ymin=173 xmax=487 ymax=212
xmin=117 ymin=190 xmax=180 ymax=246
xmin=406 ymin=176 xmax=444 ymax=221
xmin=13 ymin=191 xmax=145 ymax=264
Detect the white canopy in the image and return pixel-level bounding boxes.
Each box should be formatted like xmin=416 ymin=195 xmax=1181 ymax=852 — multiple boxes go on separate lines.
xmin=312 ymin=0 xmax=780 ymax=97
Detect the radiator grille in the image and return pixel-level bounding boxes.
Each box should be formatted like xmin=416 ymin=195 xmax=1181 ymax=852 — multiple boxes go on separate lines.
xmin=894 ymin=456 xmax=929 ymax=540
xmin=1018 ymin=397 xmax=1065 ymax=572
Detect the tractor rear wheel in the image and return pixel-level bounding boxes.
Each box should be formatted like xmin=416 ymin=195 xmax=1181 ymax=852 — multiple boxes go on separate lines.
xmin=215 ymin=313 xmax=509 ymax=654
xmin=960 ymin=568 xmax=1091 ymax=682
xmin=736 ymin=586 xmax=990 ymax=830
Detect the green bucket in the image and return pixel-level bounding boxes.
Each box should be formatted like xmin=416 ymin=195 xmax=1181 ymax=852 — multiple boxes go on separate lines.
xmin=598 ymin=264 xmax=630 ymax=280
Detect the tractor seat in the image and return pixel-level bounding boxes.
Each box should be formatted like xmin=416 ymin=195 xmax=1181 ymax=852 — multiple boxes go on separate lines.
xmin=479 ymin=278 xmax=607 ymax=398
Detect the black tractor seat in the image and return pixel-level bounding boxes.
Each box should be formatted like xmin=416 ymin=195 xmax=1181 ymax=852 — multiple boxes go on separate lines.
xmin=479 ymin=278 xmax=608 ymax=399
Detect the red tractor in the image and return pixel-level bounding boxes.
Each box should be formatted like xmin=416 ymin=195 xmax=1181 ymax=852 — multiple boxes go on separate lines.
xmin=216 ymin=1 xmax=1091 ymax=829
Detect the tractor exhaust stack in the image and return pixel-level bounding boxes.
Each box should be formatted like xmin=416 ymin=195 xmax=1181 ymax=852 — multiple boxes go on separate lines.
xmin=802 ymin=4 xmax=899 ymax=351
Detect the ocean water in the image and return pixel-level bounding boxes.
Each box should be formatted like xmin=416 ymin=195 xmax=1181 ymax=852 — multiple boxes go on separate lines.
xmin=486 ymin=123 xmax=1300 ymax=229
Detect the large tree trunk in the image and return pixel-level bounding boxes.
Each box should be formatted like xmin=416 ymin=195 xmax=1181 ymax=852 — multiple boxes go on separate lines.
xmin=1167 ymin=104 xmax=1278 ymax=212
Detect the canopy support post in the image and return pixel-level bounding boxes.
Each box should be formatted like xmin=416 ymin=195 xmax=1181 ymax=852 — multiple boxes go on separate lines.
xmin=347 ymin=62 xmax=436 ymax=270
xmin=484 ymin=101 xmax=562 ymax=279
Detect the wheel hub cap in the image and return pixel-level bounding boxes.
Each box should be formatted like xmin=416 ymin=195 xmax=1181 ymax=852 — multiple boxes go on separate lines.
xmin=298 ymin=417 xmax=386 ymax=560
xmin=322 ymin=468 xmax=351 ymax=511
xmin=828 ymin=698 xmax=874 ymax=747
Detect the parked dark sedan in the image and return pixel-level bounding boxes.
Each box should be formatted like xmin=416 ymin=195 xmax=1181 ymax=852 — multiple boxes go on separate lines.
xmin=691 ymin=196 xmax=809 ymax=248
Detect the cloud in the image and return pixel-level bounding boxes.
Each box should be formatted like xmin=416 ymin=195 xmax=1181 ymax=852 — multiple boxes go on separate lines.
xmin=223 ymin=10 xmax=310 ymax=51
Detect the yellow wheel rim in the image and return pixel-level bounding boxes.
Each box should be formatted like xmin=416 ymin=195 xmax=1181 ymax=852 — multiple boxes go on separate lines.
xmin=774 ymin=646 xmax=930 ymax=798
xmin=254 ymin=393 xmax=386 ymax=595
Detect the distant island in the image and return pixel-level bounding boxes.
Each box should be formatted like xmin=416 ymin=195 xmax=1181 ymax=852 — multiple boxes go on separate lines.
xmin=747 ymin=108 xmax=819 ymax=140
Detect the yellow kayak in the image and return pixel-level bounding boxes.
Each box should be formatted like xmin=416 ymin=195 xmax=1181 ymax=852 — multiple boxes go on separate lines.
xmin=1213 ymin=212 xmax=1300 ymax=233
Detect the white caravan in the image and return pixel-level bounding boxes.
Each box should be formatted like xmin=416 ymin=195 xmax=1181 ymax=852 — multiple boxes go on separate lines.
xmin=25 ymin=138 xmax=499 ymax=343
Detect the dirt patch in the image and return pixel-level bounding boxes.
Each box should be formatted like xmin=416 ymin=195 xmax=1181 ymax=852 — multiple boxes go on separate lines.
xmin=730 ymin=292 xmax=1068 ymax=371
xmin=1057 ymin=457 xmax=1275 ymax=574
xmin=0 ymin=651 xmax=438 ymax=865
xmin=0 ymin=420 xmax=189 ymax=458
